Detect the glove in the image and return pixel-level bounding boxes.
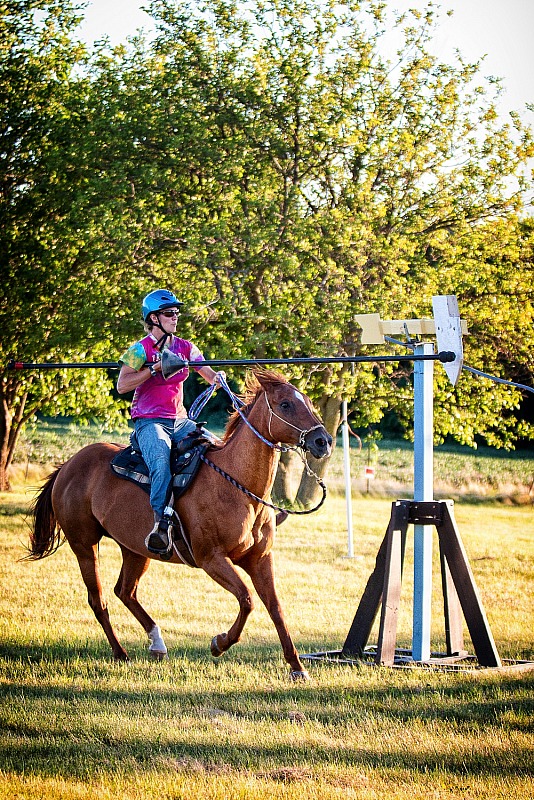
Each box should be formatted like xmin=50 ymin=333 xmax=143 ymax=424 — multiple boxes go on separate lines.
xmin=214 ymin=370 xmax=227 ymax=387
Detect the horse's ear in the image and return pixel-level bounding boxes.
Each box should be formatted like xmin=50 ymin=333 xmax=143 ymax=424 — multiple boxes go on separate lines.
xmin=244 ymin=370 xmax=262 ymax=395
xmin=253 ymin=370 xmax=269 ymax=390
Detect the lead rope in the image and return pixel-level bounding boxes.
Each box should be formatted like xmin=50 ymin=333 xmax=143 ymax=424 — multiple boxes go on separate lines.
xmin=189 ymin=373 xmax=327 ymax=515
xmin=199 ymin=452 xmax=327 ymax=516
xmin=189 ymin=373 xmax=254 ymax=422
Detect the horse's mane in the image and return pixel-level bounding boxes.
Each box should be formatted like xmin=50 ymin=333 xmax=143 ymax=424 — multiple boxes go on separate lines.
xmin=222 ymin=368 xmax=290 ymax=443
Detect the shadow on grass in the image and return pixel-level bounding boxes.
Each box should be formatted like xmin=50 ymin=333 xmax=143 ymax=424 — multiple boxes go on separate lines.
xmin=0 ymin=504 xmax=30 ymax=517
xmin=1 ymin=639 xmax=533 ymax=782
xmin=0 ymin=636 xmax=220 ymax=666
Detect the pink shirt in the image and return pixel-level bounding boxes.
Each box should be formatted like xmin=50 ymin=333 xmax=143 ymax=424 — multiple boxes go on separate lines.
xmin=120 ymin=335 xmax=204 ymax=420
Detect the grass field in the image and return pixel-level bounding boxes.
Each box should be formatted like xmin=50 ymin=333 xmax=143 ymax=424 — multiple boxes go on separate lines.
xmin=1 ymin=427 xmax=534 ymax=800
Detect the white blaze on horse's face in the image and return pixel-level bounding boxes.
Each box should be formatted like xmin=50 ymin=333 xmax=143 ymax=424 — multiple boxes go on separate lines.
xmin=294 ymin=390 xmax=305 ymax=405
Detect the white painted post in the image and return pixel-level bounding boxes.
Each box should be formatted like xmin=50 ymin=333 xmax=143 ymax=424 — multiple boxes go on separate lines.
xmin=341 ymin=400 xmax=354 ymax=558
xmin=412 ymin=341 xmax=434 ymax=661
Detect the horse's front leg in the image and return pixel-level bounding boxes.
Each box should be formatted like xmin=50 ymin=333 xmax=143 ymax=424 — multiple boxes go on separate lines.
xmin=199 ymin=553 xmax=255 ymax=657
xmin=242 ymin=550 xmax=309 ymax=680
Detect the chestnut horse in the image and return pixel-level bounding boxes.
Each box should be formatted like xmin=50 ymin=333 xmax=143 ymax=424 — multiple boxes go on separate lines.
xmin=27 ymin=370 xmax=332 ymax=679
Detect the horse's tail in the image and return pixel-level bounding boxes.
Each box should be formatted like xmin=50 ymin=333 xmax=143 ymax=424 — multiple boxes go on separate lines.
xmin=25 ymin=467 xmax=63 ymax=560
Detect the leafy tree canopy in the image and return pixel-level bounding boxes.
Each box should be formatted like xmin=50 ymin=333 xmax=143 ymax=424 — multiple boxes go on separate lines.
xmin=1 ymin=0 xmax=533 ymax=492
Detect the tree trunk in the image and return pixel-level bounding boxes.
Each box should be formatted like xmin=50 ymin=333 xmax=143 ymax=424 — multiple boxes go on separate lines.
xmin=0 ymin=394 xmax=12 ymax=492
xmin=272 ymin=449 xmax=302 ymax=504
xmin=295 ymin=394 xmax=342 ymax=508
xmin=0 ymin=384 xmax=28 ymax=492
xmin=0 ymin=462 xmax=9 ymax=492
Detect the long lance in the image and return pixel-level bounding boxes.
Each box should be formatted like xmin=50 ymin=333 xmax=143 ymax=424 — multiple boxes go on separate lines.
xmin=7 ymin=352 xmax=456 ymax=371
xmin=8 ymin=354 xmax=533 ymax=398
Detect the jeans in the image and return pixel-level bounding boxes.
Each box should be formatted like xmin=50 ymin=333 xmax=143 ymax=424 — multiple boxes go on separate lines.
xmin=134 ymin=417 xmax=199 ymax=518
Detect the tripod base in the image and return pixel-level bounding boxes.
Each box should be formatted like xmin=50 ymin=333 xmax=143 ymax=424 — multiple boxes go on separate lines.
xmin=303 ymin=500 xmax=534 ymax=672
xmin=302 ymin=647 xmax=534 ymax=672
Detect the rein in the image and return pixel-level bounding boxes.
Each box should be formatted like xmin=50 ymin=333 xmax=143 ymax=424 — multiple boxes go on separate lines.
xmin=199 ymin=453 xmax=327 ymax=516
xmin=189 ymin=373 xmax=328 ymax=515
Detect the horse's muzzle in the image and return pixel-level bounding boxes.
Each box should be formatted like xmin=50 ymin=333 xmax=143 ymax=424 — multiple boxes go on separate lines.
xmin=304 ymin=427 xmax=333 ymax=459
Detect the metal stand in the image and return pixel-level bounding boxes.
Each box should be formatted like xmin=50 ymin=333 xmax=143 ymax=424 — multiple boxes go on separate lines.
xmin=336 ymin=499 xmax=500 ymax=667
xmin=300 ymin=302 xmax=533 ymax=672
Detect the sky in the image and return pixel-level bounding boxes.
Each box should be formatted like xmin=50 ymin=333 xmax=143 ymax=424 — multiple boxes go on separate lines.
xmin=77 ymin=0 xmax=533 ymax=118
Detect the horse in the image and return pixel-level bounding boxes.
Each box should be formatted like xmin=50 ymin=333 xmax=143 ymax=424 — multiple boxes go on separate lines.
xmin=27 ymin=369 xmax=332 ymax=679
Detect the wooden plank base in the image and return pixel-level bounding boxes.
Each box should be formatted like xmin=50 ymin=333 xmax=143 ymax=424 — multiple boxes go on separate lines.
xmin=340 ymin=499 xmax=502 ymax=668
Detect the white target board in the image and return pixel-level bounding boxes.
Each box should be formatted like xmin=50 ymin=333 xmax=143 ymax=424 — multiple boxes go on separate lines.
xmin=432 ymin=295 xmax=464 ymax=386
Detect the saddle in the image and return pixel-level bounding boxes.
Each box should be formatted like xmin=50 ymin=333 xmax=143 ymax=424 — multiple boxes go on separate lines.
xmin=110 ymin=427 xmax=210 ymax=568
xmin=110 ymin=428 xmax=209 ymax=500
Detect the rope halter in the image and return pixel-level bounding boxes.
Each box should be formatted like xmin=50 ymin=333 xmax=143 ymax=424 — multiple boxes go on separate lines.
xmin=263 ymin=393 xmax=325 ymax=450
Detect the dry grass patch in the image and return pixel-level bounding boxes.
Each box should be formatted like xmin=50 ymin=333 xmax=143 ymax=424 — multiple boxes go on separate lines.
xmin=1 ymin=472 xmax=533 ymax=800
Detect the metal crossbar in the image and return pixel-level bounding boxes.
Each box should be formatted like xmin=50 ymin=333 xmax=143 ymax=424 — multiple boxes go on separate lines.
xmin=7 ymin=352 xmax=456 ymax=371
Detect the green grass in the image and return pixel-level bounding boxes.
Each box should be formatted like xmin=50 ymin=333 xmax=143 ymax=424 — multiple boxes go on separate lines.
xmin=1 ymin=461 xmax=533 ymax=799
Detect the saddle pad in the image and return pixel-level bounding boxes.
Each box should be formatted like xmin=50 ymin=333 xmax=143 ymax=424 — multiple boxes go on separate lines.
xmin=111 ymin=446 xmax=151 ymax=494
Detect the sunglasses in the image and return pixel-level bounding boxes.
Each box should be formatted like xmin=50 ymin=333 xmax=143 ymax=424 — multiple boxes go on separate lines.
xmin=159 ymin=309 xmax=180 ymax=318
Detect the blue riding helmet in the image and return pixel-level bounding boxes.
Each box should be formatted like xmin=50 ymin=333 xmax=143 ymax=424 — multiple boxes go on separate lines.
xmin=142 ymin=289 xmax=183 ymax=321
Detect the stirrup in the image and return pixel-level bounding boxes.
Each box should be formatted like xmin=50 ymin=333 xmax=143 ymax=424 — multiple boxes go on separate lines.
xmin=145 ymin=516 xmax=173 ymax=556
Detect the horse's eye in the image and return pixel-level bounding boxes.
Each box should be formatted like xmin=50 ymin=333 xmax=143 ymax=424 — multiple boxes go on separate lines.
xmin=280 ymin=401 xmax=291 ymax=411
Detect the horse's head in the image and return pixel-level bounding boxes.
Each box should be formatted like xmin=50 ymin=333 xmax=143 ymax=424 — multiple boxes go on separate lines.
xmin=255 ymin=371 xmax=333 ymax=459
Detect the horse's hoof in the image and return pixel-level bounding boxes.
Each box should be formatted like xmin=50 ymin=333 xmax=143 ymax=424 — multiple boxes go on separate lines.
xmin=210 ymin=634 xmax=226 ymax=658
xmin=113 ymin=652 xmax=130 ymax=662
xmin=290 ymin=669 xmax=310 ymax=681
xmin=149 ymin=650 xmax=169 ymax=661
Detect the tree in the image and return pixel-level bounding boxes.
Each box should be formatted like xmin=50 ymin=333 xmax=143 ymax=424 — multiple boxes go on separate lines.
xmin=2 ymin=0 xmax=532 ymax=499
xmin=135 ymin=0 xmax=534 ymax=500
xmin=0 ymin=1 xmax=154 ymax=489
xmin=430 ymin=216 xmax=534 ymax=449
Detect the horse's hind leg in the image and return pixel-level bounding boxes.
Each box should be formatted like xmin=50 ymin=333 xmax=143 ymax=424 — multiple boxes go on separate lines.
xmin=68 ymin=539 xmax=129 ymax=661
xmin=114 ymin=548 xmax=168 ymax=660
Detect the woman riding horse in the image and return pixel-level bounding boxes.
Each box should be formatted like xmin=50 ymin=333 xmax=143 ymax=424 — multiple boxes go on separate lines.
xmin=28 ymin=370 xmax=332 ymax=679
xmin=117 ymin=288 xmax=224 ymax=556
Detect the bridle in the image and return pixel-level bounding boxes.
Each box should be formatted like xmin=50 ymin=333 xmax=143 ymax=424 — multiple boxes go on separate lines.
xmin=191 ymin=373 xmax=325 ymax=455
xmin=188 ymin=374 xmax=328 ymax=515
xmin=263 ymin=393 xmax=326 ymax=451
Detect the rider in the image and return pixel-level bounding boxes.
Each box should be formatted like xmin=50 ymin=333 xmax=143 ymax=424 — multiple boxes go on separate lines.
xmin=117 ymin=289 xmax=222 ymax=556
